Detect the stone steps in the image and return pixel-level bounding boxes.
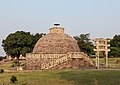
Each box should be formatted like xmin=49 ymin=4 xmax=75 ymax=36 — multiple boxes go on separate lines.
xmin=41 ymin=54 xmax=70 ymax=69
xmin=41 ymin=52 xmax=94 ymax=69
xmin=80 ymin=52 xmax=94 ymax=66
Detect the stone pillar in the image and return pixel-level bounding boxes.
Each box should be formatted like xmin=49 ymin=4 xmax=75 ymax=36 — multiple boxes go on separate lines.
xmin=105 ymin=51 xmax=108 ymax=67
xmin=96 ymin=51 xmax=99 ymax=69
xmin=93 ymin=38 xmax=110 ymax=69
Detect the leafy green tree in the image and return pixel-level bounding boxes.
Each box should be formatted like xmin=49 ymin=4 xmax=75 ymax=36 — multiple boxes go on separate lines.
xmin=109 ymin=35 xmax=120 ymax=57
xmin=110 ymin=35 xmax=120 ymax=47
xmin=2 ymin=31 xmax=34 ymax=61
xmin=33 ymin=33 xmax=45 ymax=42
xmin=74 ymin=33 xmax=94 ymax=55
xmin=109 ymin=47 xmax=120 ymax=57
xmin=2 ymin=31 xmax=44 ymax=62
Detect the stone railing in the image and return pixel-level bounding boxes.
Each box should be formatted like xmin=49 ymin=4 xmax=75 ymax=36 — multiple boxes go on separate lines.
xmin=26 ymin=52 xmax=95 ymax=70
xmin=41 ymin=52 xmax=94 ymax=69
xmin=80 ymin=52 xmax=94 ymax=66
xmin=41 ymin=54 xmax=70 ymax=69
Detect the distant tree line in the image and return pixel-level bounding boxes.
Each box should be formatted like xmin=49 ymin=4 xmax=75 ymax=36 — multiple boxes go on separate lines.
xmin=2 ymin=30 xmax=120 ymax=62
xmin=74 ymin=34 xmax=120 ymax=58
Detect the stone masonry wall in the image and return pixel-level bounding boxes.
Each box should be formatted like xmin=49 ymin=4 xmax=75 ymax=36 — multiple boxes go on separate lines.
xmin=49 ymin=27 xmax=64 ymax=34
xmin=26 ymin=53 xmax=67 ymax=70
xmin=51 ymin=58 xmax=93 ymax=69
xmin=26 ymin=52 xmax=94 ymax=70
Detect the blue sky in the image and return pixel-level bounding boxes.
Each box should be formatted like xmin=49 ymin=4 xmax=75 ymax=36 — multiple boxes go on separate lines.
xmin=0 ymin=0 xmax=120 ymax=56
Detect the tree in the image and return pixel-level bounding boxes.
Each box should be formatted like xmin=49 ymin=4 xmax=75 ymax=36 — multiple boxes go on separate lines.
xmin=2 ymin=31 xmax=44 ymax=62
xmin=110 ymin=35 xmax=120 ymax=47
xmin=109 ymin=35 xmax=120 ymax=57
xmin=33 ymin=33 xmax=45 ymax=42
xmin=74 ymin=33 xmax=94 ymax=55
xmin=109 ymin=47 xmax=120 ymax=57
xmin=2 ymin=31 xmax=34 ymax=61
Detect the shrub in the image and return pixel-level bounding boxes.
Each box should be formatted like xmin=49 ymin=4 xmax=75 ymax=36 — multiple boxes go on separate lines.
xmin=0 ymin=57 xmax=3 ymax=61
xmin=0 ymin=69 xmax=4 ymax=73
xmin=10 ymin=75 xmax=18 ymax=83
xmin=11 ymin=61 xmax=22 ymax=67
xmin=21 ymin=63 xmax=25 ymax=66
xmin=11 ymin=64 xmax=15 ymax=67
xmin=13 ymin=61 xmax=22 ymax=66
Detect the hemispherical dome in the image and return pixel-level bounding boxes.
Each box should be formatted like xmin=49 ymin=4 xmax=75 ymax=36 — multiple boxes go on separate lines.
xmin=33 ymin=27 xmax=80 ymax=54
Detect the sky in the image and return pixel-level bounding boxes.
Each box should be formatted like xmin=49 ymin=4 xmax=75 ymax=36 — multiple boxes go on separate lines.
xmin=0 ymin=0 xmax=120 ymax=56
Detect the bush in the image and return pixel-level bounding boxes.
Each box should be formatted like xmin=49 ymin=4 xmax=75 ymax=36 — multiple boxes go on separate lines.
xmin=0 ymin=57 xmax=2 ymax=61
xmin=11 ymin=64 xmax=15 ymax=67
xmin=10 ymin=75 xmax=18 ymax=83
xmin=21 ymin=63 xmax=25 ymax=66
xmin=0 ymin=69 xmax=4 ymax=73
xmin=11 ymin=61 xmax=22 ymax=67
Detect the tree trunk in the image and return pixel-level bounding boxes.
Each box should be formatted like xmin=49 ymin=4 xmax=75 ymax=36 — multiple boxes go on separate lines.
xmin=16 ymin=56 xmax=20 ymax=63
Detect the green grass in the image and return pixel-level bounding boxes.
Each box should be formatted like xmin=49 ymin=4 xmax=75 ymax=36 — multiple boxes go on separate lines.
xmin=92 ymin=57 xmax=120 ymax=68
xmin=0 ymin=70 xmax=74 ymax=85
xmin=1 ymin=58 xmax=120 ymax=85
xmin=99 ymin=58 xmax=120 ymax=64
xmin=58 ymin=70 xmax=120 ymax=85
xmin=0 ymin=70 xmax=120 ymax=85
xmin=0 ymin=62 xmax=12 ymax=70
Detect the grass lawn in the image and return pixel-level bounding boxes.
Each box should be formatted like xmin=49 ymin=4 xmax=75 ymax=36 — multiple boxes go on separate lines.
xmin=0 ymin=70 xmax=120 ymax=85
xmin=0 ymin=62 xmax=12 ymax=70
xmin=92 ymin=57 xmax=120 ymax=68
xmin=1 ymin=58 xmax=120 ymax=85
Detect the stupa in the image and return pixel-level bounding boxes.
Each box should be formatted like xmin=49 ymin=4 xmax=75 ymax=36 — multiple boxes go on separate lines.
xmin=26 ymin=24 xmax=94 ymax=70
xmin=33 ymin=25 xmax=80 ymax=54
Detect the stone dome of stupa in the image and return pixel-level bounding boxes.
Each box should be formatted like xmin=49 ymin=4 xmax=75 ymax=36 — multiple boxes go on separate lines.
xmin=33 ymin=26 xmax=80 ymax=54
